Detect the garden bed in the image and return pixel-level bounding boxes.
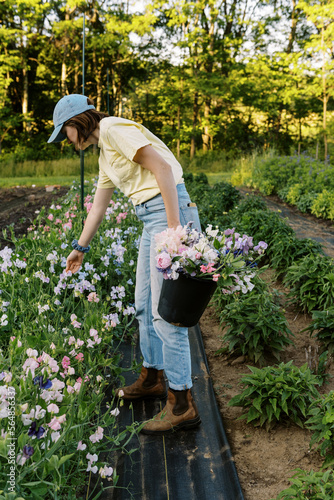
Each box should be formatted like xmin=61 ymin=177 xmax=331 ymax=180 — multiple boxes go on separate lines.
xmin=200 ymin=268 xmax=334 ymax=500
xmin=1 ymin=185 xmax=333 ymax=499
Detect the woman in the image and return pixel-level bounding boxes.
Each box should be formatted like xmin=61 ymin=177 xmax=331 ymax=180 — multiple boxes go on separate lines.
xmin=48 ymin=94 xmax=201 ymax=435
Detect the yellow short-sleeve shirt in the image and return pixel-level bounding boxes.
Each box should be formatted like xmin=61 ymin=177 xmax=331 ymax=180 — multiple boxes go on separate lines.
xmin=97 ymin=117 xmax=184 ymax=206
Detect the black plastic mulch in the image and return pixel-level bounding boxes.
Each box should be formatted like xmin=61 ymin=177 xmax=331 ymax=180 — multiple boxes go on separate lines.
xmin=100 ymin=324 xmax=244 ymax=500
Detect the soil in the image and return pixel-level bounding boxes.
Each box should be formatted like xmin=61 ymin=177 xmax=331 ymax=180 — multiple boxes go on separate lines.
xmin=0 ymin=185 xmax=69 ymax=249
xmin=1 ymin=185 xmax=334 ymax=500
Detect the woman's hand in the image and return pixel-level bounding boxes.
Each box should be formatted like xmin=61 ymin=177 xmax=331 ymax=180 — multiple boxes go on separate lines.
xmin=66 ymin=250 xmax=84 ymax=274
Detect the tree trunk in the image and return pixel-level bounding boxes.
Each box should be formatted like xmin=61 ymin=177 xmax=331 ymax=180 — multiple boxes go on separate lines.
xmin=190 ymin=92 xmax=198 ymax=158
xmin=22 ymin=66 xmax=30 ymax=133
xmin=321 ymin=23 xmax=328 ymax=163
xmin=177 ymin=104 xmax=181 ymax=158
xmin=202 ymin=98 xmax=211 ymax=151
xmin=93 ymin=50 xmax=103 ymax=111
xmin=61 ymin=61 xmax=67 ymax=95
xmin=286 ymin=0 xmax=297 ymax=54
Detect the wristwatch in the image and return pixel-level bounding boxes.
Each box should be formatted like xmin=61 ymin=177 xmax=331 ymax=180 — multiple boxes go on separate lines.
xmin=71 ymin=239 xmax=91 ymax=253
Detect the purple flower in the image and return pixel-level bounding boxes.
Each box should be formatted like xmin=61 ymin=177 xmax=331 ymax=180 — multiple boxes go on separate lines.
xmin=28 ymin=421 xmax=45 ymax=439
xmin=33 ymin=375 xmax=52 ymax=389
xmin=23 ymin=445 xmax=34 ymax=458
xmin=254 ymin=241 xmax=268 ymax=254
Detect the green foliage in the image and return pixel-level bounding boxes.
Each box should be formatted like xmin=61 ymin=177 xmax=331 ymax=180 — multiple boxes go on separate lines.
xmin=296 ymin=193 xmax=318 ymax=214
xmin=311 ymin=189 xmax=334 ymax=220
xmin=285 ymin=184 xmax=304 ymax=205
xmin=184 ymin=174 xmax=240 ymax=228
xmin=305 ymin=391 xmax=334 ymax=465
xmin=270 ymin=235 xmax=324 ymax=278
xmin=272 ymin=468 xmax=334 ymax=500
xmin=302 ymin=307 xmax=334 ymax=354
xmin=283 ymin=254 xmax=334 ymax=312
xmin=228 ymin=362 xmax=321 ymax=430
xmin=233 ymin=209 xmax=294 ymax=263
xmin=234 ymin=153 xmax=334 ymax=221
xmin=234 ymin=193 xmax=267 ymax=213
xmin=217 ymin=287 xmax=294 ymax=365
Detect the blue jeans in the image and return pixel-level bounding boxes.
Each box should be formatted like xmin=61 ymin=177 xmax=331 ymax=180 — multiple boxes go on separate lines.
xmin=134 ymin=183 xmax=201 ymax=390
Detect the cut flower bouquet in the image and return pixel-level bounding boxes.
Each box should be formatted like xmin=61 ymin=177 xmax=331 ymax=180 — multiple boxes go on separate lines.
xmin=155 ymin=223 xmax=267 ymax=295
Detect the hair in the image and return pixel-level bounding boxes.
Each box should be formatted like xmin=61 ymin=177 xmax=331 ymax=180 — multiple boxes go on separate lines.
xmin=64 ymin=98 xmax=109 ymax=143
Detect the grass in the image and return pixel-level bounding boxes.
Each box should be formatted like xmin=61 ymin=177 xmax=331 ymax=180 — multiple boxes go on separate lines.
xmin=0 ymin=172 xmax=232 ymax=188
xmin=206 ymin=172 xmax=232 ymax=185
xmin=0 ymin=176 xmax=85 ymax=188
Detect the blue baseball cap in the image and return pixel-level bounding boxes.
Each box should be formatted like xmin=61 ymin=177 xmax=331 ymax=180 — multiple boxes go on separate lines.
xmin=47 ymin=94 xmax=95 ymax=143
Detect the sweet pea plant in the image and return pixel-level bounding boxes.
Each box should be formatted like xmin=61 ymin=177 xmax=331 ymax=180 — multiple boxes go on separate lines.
xmin=0 ymin=179 xmax=143 ymax=499
xmin=155 ymin=223 xmax=267 ymax=294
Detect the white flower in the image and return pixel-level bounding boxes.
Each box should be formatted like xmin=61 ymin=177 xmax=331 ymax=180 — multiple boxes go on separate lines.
xmin=47 ymin=403 xmax=59 ymax=413
xmin=89 ymin=426 xmax=104 ymax=443
xmin=51 ymin=431 xmax=61 ymax=442
xmin=99 ymin=465 xmax=114 ymax=478
xmin=110 ymin=408 xmax=120 ymax=417
xmin=86 ymin=453 xmax=98 ymax=463
xmin=87 ymin=463 xmax=98 ymax=473
xmin=77 ymin=441 xmax=87 ymax=451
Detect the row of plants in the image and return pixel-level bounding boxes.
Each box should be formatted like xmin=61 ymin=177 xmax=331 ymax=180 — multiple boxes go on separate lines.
xmin=230 ymin=152 xmax=334 ymax=220
xmin=185 ymin=173 xmax=334 ymax=499
xmin=1 ymin=172 xmax=333 ymax=499
xmin=0 ymin=181 xmax=144 ymax=499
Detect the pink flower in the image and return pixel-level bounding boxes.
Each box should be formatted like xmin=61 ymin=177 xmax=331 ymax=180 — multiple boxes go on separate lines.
xmin=62 ymin=356 xmax=71 ymax=369
xmin=212 ymin=274 xmax=220 ymax=282
xmin=47 ymin=214 xmax=54 ymax=221
xmin=48 ymin=417 xmax=61 ymax=431
xmin=155 ymin=252 xmax=172 ymax=270
xmin=200 ymin=265 xmax=207 ymax=273
xmin=207 ymin=263 xmax=216 ymax=273
xmin=116 ymin=212 xmax=127 ymax=224
xmin=75 ymin=353 xmax=84 ymax=362
xmin=87 ymin=292 xmax=100 ymax=303
xmin=62 ymin=221 xmax=72 ymax=231
xmin=90 ymin=328 xmax=98 ymax=336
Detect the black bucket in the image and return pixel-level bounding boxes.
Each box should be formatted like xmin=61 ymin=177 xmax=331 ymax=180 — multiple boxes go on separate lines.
xmin=158 ymin=273 xmax=218 ymax=327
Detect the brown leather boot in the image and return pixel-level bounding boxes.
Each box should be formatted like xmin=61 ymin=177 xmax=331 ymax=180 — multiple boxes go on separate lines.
xmin=115 ymin=366 xmax=167 ymax=400
xmin=141 ymin=388 xmax=201 ymax=435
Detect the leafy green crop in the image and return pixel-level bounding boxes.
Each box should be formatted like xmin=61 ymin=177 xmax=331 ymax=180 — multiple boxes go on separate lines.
xmin=272 ymin=468 xmax=334 ymax=500
xmin=229 ymin=361 xmax=321 ymax=430
xmin=302 ymin=307 xmax=334 ymax=354
xmin=217 ymin=292 xmax=294 ymax=365
xmin=305 ymin=391 xmax=334 ymax=466
xmin=283 ymin=254 xmax=334 ymax=312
